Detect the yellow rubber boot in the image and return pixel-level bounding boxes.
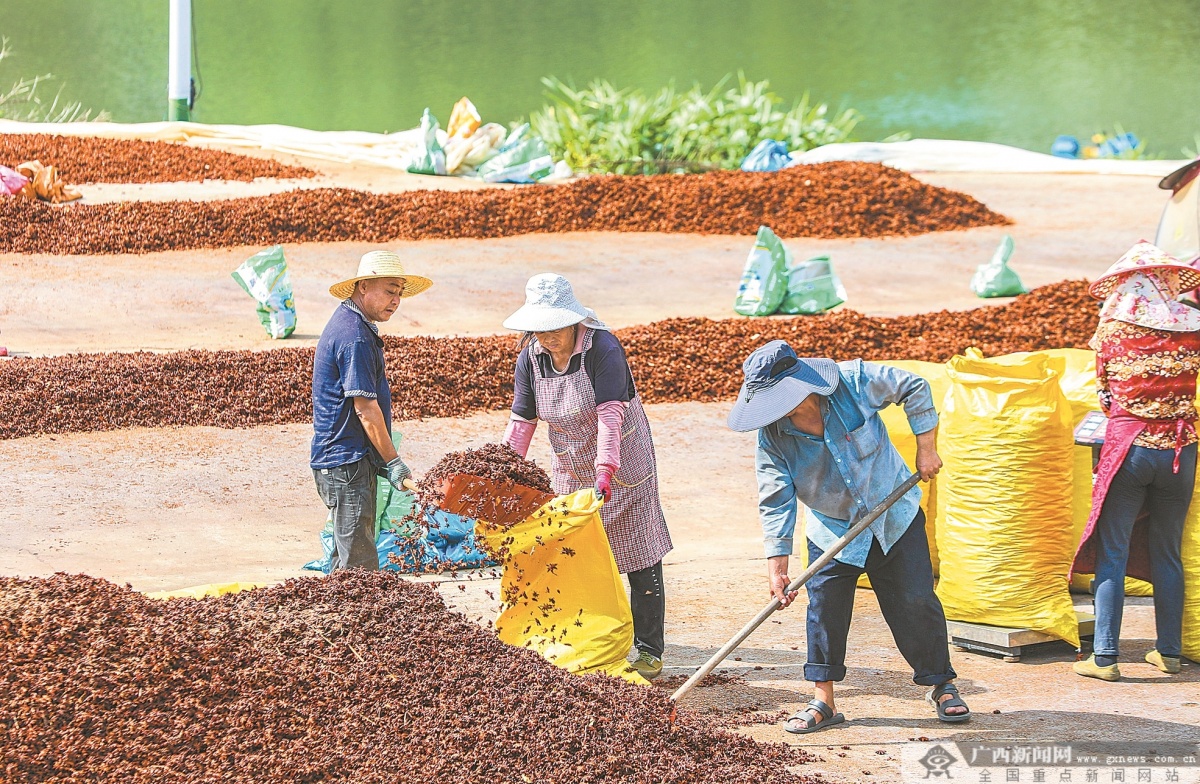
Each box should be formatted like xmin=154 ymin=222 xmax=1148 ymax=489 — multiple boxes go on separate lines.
xmin=1145 ymin=650 xmax=1181 ymax=674
xmin=1073 ymin=654 xmax=1121 ymax=682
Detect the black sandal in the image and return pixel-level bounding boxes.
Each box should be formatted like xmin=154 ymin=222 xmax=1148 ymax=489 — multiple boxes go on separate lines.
xmin=927 ymin=682 xmax=971 ymax=723
xmin=783 ymin=699 xmax=846 ymax=735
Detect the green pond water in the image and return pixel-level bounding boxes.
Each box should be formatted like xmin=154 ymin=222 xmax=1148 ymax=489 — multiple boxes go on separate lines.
xmin=2 ymin=0 xmax=1199 ymax=156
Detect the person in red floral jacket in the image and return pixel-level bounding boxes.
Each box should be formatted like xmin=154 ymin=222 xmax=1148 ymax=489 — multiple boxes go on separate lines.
xmin=1071 ymin=241 xmax=1200 ymax=681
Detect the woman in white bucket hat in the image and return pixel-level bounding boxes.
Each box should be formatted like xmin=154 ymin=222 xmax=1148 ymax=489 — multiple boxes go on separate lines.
xmin=501 ymin=273 xmax=673 ymax=680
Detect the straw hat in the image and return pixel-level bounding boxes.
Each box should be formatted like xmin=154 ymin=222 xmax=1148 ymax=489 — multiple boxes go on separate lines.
xmin=329 ymin=250 xmax=433 ymax=300
xmin=727 ymin=340 xmax=840 ymax=432
xmin=502 ymin=273 xmax=608 ymax=332
xmin=1089 ymin=241 xmax=1200 ymax=299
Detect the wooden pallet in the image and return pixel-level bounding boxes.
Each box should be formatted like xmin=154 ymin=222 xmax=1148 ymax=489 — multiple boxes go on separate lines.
xmin=947 ymin=611 xmax=1095 ymax=662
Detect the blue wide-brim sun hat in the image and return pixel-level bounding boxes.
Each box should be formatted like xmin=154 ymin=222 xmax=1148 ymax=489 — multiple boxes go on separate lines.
xmin=727 ymin=340 xmax=840 ymax=432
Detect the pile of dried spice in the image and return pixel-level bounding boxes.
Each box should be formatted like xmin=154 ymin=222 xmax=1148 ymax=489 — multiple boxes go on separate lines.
xmin=0 ymin=571 xmax=820 ymax=784
xmin=417 ymin=443 xmax=552 ymax=503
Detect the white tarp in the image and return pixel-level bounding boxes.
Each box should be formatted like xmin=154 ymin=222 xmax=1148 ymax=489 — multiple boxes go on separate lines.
xmin=4 ymin=121 xmax=1188 ymax=178
xmin=790 ymin=139 xmax=1190 ymax=177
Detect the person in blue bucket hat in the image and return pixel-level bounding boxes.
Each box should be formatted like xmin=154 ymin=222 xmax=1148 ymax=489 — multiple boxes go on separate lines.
xmin=728 ymin=340 xmax=969 ymax=733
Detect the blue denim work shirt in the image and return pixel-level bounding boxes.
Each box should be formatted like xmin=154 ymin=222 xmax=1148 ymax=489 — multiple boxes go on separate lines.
xmin=756 ymin=360 xmax=938 ymax=566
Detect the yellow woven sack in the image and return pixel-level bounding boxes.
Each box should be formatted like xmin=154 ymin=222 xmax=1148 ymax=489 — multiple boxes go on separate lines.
xmin=1182 ymin=497 xmax=1200 ymax=661
xmin=145 ymin=582 xmax=261 ymax=600
xmin=477 ymin=490 xmax=645 ymax=684
xmin=877 ymin=359 xmax=950 ymax=577
xmin=936 ymin=348 xmax=1080 ymax=646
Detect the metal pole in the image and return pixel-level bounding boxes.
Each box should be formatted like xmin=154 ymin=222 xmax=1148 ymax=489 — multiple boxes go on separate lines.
xmin=670 ymin=472 xmax=921 ymax=704
xmin=168 ymin=0 xmax=191 ymax=121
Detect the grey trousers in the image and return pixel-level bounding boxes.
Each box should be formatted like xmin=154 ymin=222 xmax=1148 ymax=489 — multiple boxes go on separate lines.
xmin=313 ymin=455 xmax=380 ymax=571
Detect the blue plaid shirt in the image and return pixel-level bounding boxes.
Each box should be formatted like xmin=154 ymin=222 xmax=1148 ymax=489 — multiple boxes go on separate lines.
xmin=755 ymin=360 xmax=938 ymax=566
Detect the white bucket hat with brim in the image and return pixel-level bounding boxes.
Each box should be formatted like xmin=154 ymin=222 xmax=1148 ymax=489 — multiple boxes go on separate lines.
xmin=1088 ymin=241 xmax=1200 ymax=299
xmin=502 ymin=273 xmax=608 ymax=332
xmin=728 ymin=340 xmax=840 ymax=432
xmin=329 ymin=250 xmax=434 ymax=300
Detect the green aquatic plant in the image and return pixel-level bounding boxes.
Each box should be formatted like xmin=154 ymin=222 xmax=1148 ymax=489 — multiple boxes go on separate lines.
xmin=0 ymin=38 xmax=106 ymax=123
xmin=529 ymin=74 xmax=861 ymax=174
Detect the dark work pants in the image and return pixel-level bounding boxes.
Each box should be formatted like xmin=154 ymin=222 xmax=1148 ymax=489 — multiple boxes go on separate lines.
xmin=1092 ymin=443 xmax=1195 ymax=659
xmin=628 ymin=561 xmax=666 ymax=658
xmin=804 ymin=509 xmax=955 ymax=685
xmin=313 ymin=455 xmax=380 ymax=571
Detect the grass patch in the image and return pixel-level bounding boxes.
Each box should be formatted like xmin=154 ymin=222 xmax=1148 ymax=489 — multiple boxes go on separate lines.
xmin=529 ymin=73 xmax=861 ymax=174
xmin=0 ymin=38 xmax=107 ymax=123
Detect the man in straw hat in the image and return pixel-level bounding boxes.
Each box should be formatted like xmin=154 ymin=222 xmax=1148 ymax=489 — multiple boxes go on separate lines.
xmin=728 ymin=341 xmax=968 ymax=733
xmin=1071 ymin=240 xmax=1200 ymax=681
xmin=310 ymin=250 xmax=433 ymax=571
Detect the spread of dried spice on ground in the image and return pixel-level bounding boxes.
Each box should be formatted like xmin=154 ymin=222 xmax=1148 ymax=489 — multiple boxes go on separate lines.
xmin=0 ymin=281 xmax=1094 ymax=440
xmin=0 ymin=162 xmax=1006 ymax=254
xmin=0 ymin=133 xmax=315 ymax=183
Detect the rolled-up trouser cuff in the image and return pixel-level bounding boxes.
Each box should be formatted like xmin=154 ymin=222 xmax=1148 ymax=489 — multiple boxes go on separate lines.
xmin=804 ymin=663 xmax=847 ymax=683
xmin=912 ymin=667 xmax=957 ymax=687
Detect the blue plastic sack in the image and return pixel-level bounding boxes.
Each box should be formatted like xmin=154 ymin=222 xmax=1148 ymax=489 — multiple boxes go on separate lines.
xmin=302 ymin=528 xmax=406 ymax=574
xmin=388 ymin=508 xmax=494 ymax=572
xmin=303 ymin=506 xmax=494 ymax=574
xmin=740 ymin=139 xmax=791 ymax=172
xmin=1050 ymin=135 xmax=1081 ymax=159
xmin=1099 ymin=132 xmax=1140 ymax=158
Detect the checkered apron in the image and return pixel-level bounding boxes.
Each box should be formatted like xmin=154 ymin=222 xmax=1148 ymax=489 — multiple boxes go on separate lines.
xmin=531 ymin=329 xmax=673 ymax=574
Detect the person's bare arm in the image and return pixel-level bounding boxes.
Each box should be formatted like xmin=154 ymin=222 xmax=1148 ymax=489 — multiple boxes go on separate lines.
xmin=915 ymin=427 xmax=942 ymax=481
xmin=767 ymin=555 xmax=799 ymax=607
xmin=353 ymin=397 xmax=398 ymax=463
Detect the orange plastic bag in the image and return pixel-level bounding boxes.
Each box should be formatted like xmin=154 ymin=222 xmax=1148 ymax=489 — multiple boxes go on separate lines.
xmin=446 ymin=97 xmax=481 ymax=140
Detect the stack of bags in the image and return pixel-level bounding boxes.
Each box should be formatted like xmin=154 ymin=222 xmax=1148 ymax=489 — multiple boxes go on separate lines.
xmin=734 ymin=226 xmax=847 ymax=317
xmin=406 ymin=97 xmax=556 ymax=183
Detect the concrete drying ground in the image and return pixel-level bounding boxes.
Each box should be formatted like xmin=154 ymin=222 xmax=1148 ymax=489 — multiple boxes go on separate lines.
xmin=3 ymin=161 xmax=1197 ymax=782
xmin=2 ymin=402 xmax=1197 ymax=783
xmin=0 ymin=171 xmax=1168 ymax=357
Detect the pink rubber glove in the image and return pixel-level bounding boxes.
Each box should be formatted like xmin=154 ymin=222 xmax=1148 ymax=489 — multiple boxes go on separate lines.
xmin=596 ymin=464 xmax=615 ymax=502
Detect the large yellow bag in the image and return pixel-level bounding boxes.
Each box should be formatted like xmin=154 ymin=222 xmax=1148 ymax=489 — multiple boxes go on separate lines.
xmin=145 ymin=582 xmax=261 ymax=600
xmin=878 ymin=359 xmax=951 ymax=577
xmin=936 ymin=348 xmax=1080 ymax=646
xmin=1183 ymin=498 xmax=1200 ymax=661
xmin=477 ymin=490 xmax=644 ymax=684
